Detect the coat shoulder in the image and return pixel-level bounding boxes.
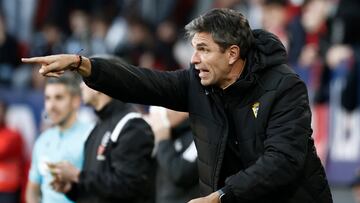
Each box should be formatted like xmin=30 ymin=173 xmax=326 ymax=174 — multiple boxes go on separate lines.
xmin=257 ymin=64 xmax=300 ymax=91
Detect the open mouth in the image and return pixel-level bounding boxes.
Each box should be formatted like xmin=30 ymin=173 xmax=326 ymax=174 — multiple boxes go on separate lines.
xmin=198 ymin=69 xmax=210 ymax=79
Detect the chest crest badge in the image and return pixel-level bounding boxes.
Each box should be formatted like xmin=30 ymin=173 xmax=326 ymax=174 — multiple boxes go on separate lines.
xmin=252 ymin=102 xmax=260 ymax=118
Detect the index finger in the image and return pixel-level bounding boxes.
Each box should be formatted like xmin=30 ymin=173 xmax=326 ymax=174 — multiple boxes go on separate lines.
xmin=22 ymin=57 xmax=49 ymax=64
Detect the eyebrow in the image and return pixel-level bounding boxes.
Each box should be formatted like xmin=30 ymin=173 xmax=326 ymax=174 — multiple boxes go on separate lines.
xmin=194 ymin=42 xmax=208 ymax=48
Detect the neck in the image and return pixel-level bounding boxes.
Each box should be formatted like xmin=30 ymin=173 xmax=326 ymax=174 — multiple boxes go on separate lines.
xmin=94 ymin=95 xmax=112 ymax=111
xmin=222 ymin=59 xmax=246 ymax=90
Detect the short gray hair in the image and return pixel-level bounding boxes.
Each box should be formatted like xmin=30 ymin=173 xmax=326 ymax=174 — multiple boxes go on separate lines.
xmin=45 ymin=72 xmax=81 ymax=96
xmin=185 ymin=8 xmax=253 ymax=59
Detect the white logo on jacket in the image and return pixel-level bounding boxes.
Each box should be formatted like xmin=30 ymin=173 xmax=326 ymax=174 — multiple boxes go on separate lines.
xmin=97 ymin=131 xmax=111 ymax=161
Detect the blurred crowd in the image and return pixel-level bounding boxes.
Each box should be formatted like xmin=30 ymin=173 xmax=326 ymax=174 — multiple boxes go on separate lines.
xmin=1 ymin=0 xmax=360 ymax=202
xmin=0 ymin=0 xmax=357 ymax=99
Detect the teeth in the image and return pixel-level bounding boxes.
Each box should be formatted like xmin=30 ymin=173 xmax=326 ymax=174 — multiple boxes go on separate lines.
xmin=199 ymin=72 xmax=207 ymax=78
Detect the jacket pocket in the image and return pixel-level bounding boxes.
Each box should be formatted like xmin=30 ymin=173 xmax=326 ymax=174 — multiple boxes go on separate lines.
xmin=237 ymin=135 xmax=264 ymax=168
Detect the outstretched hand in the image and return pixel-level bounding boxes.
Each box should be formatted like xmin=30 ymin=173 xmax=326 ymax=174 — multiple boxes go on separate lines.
xmin=22 ymin=54 xmax=91 ymax=77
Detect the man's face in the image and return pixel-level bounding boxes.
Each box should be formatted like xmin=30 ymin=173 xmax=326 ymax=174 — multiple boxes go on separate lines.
xmin=191 ymin=32 xmax=232 ymax=88
xmin=80 ymin=82 xmax=98 ymax=106
xmin=44 ymin=83 xmax=77 ymax=126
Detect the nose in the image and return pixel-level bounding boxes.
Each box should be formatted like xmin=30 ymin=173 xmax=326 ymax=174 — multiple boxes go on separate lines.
xmin=191 ymin=51 xmax=200 ymax=65
xmin=45 ymin=100 xmax=55 ymax=114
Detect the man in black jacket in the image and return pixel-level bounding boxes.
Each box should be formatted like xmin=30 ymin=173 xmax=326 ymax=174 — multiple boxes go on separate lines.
xmin=23 ymin=8 xmax=332 ymax=203
xmin=49 ymin=58 xmax=156 ymax=203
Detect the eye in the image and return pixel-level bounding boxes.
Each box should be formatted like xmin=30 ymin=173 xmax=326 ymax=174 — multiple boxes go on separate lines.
xmin=55 ymin=95 xmax=63 ymax=100
xmin=198 ymin=47 xmax=209 ymax=53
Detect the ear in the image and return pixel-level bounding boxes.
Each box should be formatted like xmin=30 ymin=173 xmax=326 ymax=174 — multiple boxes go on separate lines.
xmin=228 ymin=45 xmax=240 ymax=65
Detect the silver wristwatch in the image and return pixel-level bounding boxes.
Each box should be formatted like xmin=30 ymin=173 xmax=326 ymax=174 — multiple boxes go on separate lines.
xmin=218 ymin=189 xmax=225 ymax=203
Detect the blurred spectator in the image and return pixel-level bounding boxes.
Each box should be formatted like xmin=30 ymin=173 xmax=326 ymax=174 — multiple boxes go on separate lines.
xmin=88 ymin=13 xmax=109 ymax=55
xmin=5 ymin=104 xmax=36 ymax=161
xmin=262 ymin=0 xmax=289 ymax=49
xmin=115 ymin=17 xmax=154 ymax=66
xmin=5 ymin=103 xmax=36 ymax=188
xmin=144 ymin=106 xmax=199 ymax=203
xmin=331 ymin=0 xmax=360 ymax=45
xmin=246 ymin=0 xmax=265 ymax=29
xmin=329 ymin=0 xmax=360 ymax=111
xmin=134 ymin=0 xmax=179 ymax=28
xmin=287 ymin=0 xmax=331 ymax=101
xmin=0 ymin=100 xmax=26 ymax=203
xmin=173 ymin=38 xmax=193 ymax=70
xmin=27 ymin=22 xmax=65 ymax=90
xmin=340 ymin=48 xmax=359 ymax=112
xmin=26 ymin=73 xmax=93 ymax=203
xmin=88 ymin=0 xmax=122 ymax=19
xmin=0 ymin=0 xmax=37 ymax=47
xmin=65 ymin=9 xmax=109 ymax=56
xmin=152 ymin=20 xmax=181 ymax=71
xmin=30 ymin=22 xmax=65 ymax=57
xmin=103 ymin=14 xmax=128 ymax=54
xmin=43 ymin=0 xmax=95 ymax=35
xmin=0 ymin=3 xmax=37 ymax=88
xmin=0 ymin=14 xmax=20 ymax=86
xmin=65 ymin=10 xmax=92 ymax=55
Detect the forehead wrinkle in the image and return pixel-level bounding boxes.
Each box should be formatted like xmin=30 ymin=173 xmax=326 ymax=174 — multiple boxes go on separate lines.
xmin=195 ymin=42 xmax=208 ymax=48
xmin=192 ymin=32 xmax=211 ymax=45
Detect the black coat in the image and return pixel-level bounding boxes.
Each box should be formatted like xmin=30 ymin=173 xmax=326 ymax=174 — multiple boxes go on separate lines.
xmin=67 ymin=100 xmax=156 ymax=203
xmin=84 ymin=29 xmax=332 ymax=203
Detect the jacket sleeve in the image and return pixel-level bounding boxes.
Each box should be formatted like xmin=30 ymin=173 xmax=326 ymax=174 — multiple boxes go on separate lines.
xmin=76 ymin=118 xmax=155 ymax=200
xmin=83 ymin=57 xmax=190 ymax=112
xmin=156 ymin=139 xmax=198 ymax=187
xmin=222 ymin=75 xmax=313 ymax=202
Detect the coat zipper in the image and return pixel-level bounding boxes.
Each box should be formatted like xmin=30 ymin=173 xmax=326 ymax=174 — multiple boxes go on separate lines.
xmin=209 ymin=90 xmax=229 ymax=191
